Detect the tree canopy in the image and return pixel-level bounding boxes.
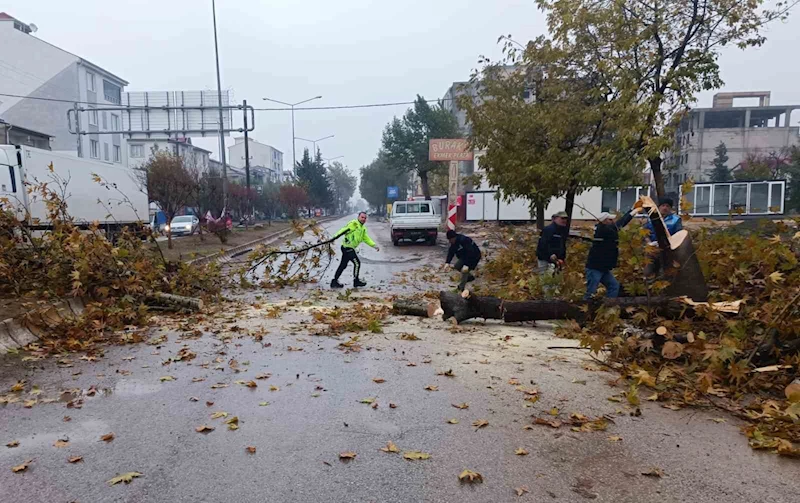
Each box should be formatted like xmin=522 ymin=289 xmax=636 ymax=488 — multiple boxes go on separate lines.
xmin=359 ymin=153 xmax=410 ymax=216
xmin=710 ymin=142 xmax=731 ymax=182
xmin=328 ymin=161 xmax=357 ymax=214
xmin=381 ymin=95 xmax=461 ymax=199
xmin=295 ymin=148 xmax=333 ymax=211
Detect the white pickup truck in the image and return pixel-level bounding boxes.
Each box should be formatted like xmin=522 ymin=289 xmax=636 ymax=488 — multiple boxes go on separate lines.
xmin=389 ymin=200 xmax=441 ymax=245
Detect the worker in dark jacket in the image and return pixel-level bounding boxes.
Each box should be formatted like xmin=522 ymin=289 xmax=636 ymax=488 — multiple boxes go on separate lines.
xmin=536 ymin=211 xmax=569 ymax=274
xmin=443 ymin=230 xmax=482 ymax=291
xmin=584 ymin=208 xmax=641 ymax=300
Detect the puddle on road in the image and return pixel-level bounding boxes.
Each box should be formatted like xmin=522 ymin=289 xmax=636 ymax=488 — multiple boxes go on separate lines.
xmin=0 ymin=419 xmax=111 ymax=456
xmin=112 ymin=380 xmax=161 ymax=396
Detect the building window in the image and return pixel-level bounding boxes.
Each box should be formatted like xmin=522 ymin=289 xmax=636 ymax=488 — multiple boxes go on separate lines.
xmin=87 ymin=72 xmax=95 ymax=92
xmin=103 ymin=80 xmax=121 ymax=105
xmin=113 ymin=145 xmax=121 ymax=163
xmin=102 ymin=111 xmax=108 ymax=129
xmin=111 ymin=114 xmax=120 ymax=130
xmin=130 ymin=144 xmax=145 ymax=158
xmin=90 ymin=140 xmax=99 ymax=159
xmin=103 ymin=143 xmax=109 ymax=161
xmin=88 ymin=107 xmax=98 ymax=126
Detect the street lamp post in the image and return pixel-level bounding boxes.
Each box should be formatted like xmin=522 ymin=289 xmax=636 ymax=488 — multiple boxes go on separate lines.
xmin=295 ymin=134 xmax=334 ymax=158
xmin=211 ymin=0 xmax=228 ymax=206
xmin=262 ymin=95 xmax=322 ymax=172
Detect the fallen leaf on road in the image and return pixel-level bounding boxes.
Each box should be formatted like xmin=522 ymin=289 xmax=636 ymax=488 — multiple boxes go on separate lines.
xmin=269 ymin=385 xmax=280 ymax=392
xmin=68 ymin=456 xmax=83 ymax=463
xmin=189 ymin=396 xmax=199 ymax=402
xmin=458 ymin=469 xmax=483 ymax=483
xmin=473 ymin=419 xmax=489 ymax=430
xmin=195 ymin=425 xmax=215 ymax=433
xmin=287 ymin=346 xmax=303 ymax=351
xmin=424 ymin=385 xmax=438 ymax=391
xmin=358 ymin=397 xmax=375 ymax=404
xmin=709 ymin=418 xmax=727 ymax=423
xmin=371 ymin=402 xmax=378 ymax=409
xmin=608 ymin=436 xmax=623 ymax=442
xmin=210 ymin=383 xmax=228 ymax=389
xmin=406 ymin=362 xmax=417 ymax=367
xmin=246 ymin=446 xmax=256 ymax=454
xmin=403 ymin=451 xmax=431 ymax=460
xmin=63 ymin=416 xmax=71 ymax=422
xmin=607 ymin=396 xmax=622 ymax=403
xmin=389 ymin=403 xmax=397 ymax=408
xmin=447 ymin=418 xmax=459 ymax=424
xmin=339 ymin=451 xmax=357 ymax=460
xmin=206 ymin=401 xmax=215 ymax=407
xmin=523 ymin=425 xmax=534 ymax=430
xmin=534 ymin=418 xmax=562 ymax=428
xmin=107 ymin=472 xmax=142 ymax=485
xmin=515 ymin=448 xmax=528 ymax=456
xmin=508 ymin=378 xmax=520 ymax=385
xmin=452 ymin=402 xmax=469 ymax=409
xmin=422 ymin=358 xmax=432 ymax=364
xmin=211 ymin=411 xmax=228 ymax=419
xmin=10 ymin=380 xmax=26 ymax=392
xmin=100 ymin=433 xmax=115 ymax=442
xmin=641 ymin=468 xmax=664 ymax=478
xmin=515 ymin=486 xmax=529 ymax=496
xmin=191 ymin=377 xmax=205 ymax=383
xmin=645 ymin=393 xmax=659 ymax=401
xmin=399 ymin=333 xmax=420 ymax=341
xmin=225 ymin=417 xmax=239 ymax=430
xmin=6 ymin=440 xmax=19 ymax=448
xmin=255 ymin=373 xmax=272 ymax=380
xmin=311 ymin=393 xmax=321 ymax=398
xmin=438 ymin=369 xmax=455 ymax=377
xmin=571 ymin=379 xmax=587 ymax=385
xmin=159 ymin=376 xmax=175 ymax=382
xmin=12 ymin=459 xmax=32 ymax=473
xmin=372 ymin=378 xmax=386 ymax=383
xmin=549 ymin=407 xmax=559 ymax=416
xmin=479 ymin=359 xmax=489 ymax=364
xmin=23 ymin=399 xmax=36 ymax=408
xmin=380 ymin=441 xmax=399 ymax=453
xmin=54 ymin=439 xmax=70 ymax=448
xmin=661 ymin=341 xmax=683 ymax=360
xmin=259 ymin=402 xmax=270 ymax=406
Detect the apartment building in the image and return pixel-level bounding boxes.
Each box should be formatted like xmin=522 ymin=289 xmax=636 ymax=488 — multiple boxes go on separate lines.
xmin=0 ymin=12 xmax=128 ymax=165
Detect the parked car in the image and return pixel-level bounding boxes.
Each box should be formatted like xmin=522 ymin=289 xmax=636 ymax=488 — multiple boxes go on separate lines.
xmin=389 ymin=200 xmax=440 ymax=245
xmin=165 ymin=215 xmax=199 ymax=236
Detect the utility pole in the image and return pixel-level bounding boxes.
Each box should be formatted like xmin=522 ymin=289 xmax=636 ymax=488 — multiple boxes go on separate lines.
xmin=243 ymin=100 xmax=251 ymax=191
xmin=212 ymin=0 xmax=228 ymax=206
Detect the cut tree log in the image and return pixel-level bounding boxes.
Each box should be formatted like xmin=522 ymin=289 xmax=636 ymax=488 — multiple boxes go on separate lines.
xmin=437 ymin=291 xmax=684 ymax=324
xmin=145 ymin=292 xmax=204 ymax=312
xmin=641 ymin=196 xmax=708 ymax=301
xmin=391 ymin=299 xmax=429 ymax=318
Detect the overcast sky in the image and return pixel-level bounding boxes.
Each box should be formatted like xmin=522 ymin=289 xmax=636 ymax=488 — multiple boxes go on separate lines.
xmin=5 ymin=0 xmax=800 ymax=180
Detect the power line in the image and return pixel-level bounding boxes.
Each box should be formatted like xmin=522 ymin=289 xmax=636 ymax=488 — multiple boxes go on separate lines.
xmin=0 ymin=91 xmax=453 ymax=111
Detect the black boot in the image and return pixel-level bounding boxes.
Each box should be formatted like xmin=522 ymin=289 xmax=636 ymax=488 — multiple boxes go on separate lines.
xmin=330 ymin=279 xmax=344 ymax=289
xmin=353 ymin=278 xmax=367 ymax=288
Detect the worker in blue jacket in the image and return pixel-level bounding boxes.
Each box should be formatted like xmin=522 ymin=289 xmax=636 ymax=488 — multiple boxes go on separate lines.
xmin=584 ymin=208 xmax=641 ymax=299
xmin=643 ymin=198 xmax=682 ymax=277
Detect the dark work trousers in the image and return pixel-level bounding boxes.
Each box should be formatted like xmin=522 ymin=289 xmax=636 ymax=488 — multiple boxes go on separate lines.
xmin=334 ymin=246 xmax=361 ymax=282
xmin=454 ymin=258 xmax=478 ymax=291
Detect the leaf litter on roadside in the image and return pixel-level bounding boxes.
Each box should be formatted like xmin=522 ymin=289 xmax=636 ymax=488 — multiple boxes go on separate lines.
xmin=402 ymin=451 xmax=431 ymax=461
xmin=107 ymin=472 xmax=142 ymax=485
xmin=380 ymin=441 xmax=399 ymax=453
xmin=12 ymin=459 xmax=32 ymax=473
xmin=459 ymin=469 xmax=483 ymax=484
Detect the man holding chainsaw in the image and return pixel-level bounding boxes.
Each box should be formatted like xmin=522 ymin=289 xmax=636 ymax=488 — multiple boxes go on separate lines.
xmin=536 ymin=211 xmax=569 ymax=274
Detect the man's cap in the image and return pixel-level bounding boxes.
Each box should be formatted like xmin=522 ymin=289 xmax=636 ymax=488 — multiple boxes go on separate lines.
xmin=552 ymin=211 xmax=568 ymax=218
xmin=658 ymin=197 xmax=674 ymax=208
xmin=446 ymin=230 xmax=457 ymax=239
xmin=597 ymin=212 xmax=613 ymax=222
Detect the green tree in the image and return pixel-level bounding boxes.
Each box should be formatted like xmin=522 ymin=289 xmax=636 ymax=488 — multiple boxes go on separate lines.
xmin=295 ymin=148 xmax=333 ymax=214
xmin=537 ymin=0 xmax=797 ymax=199
xmin=359 ymin=153 xmax=409 ymax=216
xmin=256 ymin=181 xmax=281 ymax=224
xmin=710 ymin=142 xmax=731 ymax=182
xmin=327 ymin=161 xmax=357 ymax=214
xmin=381 ymin=95 xmax=461 ymax=199
xmin=786 ymin=147 xmax=800 ymax=213
xmin=459 ymin=38 xmax=640 ymax=230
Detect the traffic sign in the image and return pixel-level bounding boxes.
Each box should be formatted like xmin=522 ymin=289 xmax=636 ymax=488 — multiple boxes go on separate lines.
xmin=387 ymin=186 xmax=399 ymax=198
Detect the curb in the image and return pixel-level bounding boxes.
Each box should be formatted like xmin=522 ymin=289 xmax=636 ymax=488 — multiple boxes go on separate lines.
xmin=0 ymin=297 xmax=87 ymax=353
xmin=188 ymin=216 xmax=341 ymax=267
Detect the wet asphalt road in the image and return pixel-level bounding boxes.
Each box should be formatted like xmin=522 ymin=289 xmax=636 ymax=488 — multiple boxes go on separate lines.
xmin=2 ymin=217 xmax=799 ymax=502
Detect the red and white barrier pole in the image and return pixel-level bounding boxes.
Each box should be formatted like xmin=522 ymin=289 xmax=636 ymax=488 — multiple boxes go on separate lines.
xmin=447 ymin=204 xmax=457 ymax=231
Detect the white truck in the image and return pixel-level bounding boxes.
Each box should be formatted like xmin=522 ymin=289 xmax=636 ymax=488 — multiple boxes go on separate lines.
xmin=0 ymin=145 xmax=148 ymax=234
xmin=389 ymin=200 xmax=441 ymax=246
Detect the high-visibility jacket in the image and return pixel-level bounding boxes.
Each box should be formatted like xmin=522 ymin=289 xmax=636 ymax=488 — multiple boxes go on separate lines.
xmin=335 ymin=219 xmax=376 ymax=249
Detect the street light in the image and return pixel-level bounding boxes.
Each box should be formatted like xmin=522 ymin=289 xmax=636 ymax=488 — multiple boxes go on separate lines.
xmin=212 ymin=0 xmax=228 ymax=205
xmin=262 ymin=95 xmax=322 ymax=172
xmin=295 ymin=134 xmax=334 ymax=157
xmin=323 ymin=156 xmax=344 ymax=163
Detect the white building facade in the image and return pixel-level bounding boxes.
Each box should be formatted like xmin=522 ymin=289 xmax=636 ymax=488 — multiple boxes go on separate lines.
xmin=0 ymin=12 xmax=129 ymax=167
xmin=126 ymin=138 xmax=210 ymax=173
xmin=227 ymin=137 xmax=284 ymax=177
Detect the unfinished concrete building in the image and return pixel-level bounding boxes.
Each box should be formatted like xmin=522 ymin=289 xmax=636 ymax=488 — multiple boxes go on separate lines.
xmin=665 ymin=91 xmax=799 ymax=193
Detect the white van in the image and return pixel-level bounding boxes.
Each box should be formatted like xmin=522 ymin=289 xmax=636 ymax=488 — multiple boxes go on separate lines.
xmin=389 ymin=200 xmax=440 ymax=245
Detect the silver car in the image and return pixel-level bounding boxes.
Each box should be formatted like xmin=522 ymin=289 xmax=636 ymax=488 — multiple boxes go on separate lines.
xmin=165 ymin=215 xmax=199 ymax=236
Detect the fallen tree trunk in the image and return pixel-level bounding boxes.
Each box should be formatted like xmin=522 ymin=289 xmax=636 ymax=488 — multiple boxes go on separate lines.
xmin=392 ymin=299 xmax=430 ymax=318
xmin=438 ymin=291 xmax=684 ymax=324
xmin=145 ymin=292 xmax=204 ymax=312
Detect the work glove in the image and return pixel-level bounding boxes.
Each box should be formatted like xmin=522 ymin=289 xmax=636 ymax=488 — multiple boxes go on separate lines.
xmin=461 ymin=265 xmax=470 ymax=273
xmin=441 ymin=263 xmax=451 ymax=272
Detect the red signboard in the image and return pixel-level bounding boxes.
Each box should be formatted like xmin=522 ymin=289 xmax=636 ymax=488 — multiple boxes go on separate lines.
xmin=429 ymin=139 xmax=473 ymax=161
xmin=456 ymin=195 xmax=463 ymax=206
